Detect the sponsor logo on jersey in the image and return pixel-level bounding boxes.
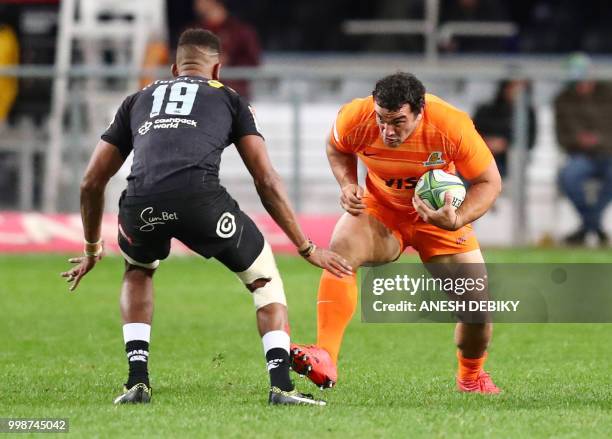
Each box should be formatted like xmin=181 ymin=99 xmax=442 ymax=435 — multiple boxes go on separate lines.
xmin=138 ymin=121 xmax=153 ymax=135
xmin=139 ymin=207 xmax=179 ymax=232
xmin=423 ymin=151 xmax=445 ymax=166
xmin=137 ymin=118 xmax=197 ymax=136
xmin=385 ymin=177 xmax=419 ymax=190
xmin=216 ymin=212 xmax=236 ymax=238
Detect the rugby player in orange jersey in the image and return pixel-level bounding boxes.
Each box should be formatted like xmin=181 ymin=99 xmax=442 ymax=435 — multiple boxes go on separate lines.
xmin=290 ymin=72 xmax=502 ymax=394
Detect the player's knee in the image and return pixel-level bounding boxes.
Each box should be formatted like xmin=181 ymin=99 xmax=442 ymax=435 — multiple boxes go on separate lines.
xmin=256 ymin=302 xmax=287 ymax=321
xmin=234 ymin=241 xmax=287 ymax=309
xmin=329 ymin=240 xmax=364 ymax=269
xmin=124 ymin=262 xmax=156 ymax=278
xmin=246 ymin=277 xmax=270 ymax=292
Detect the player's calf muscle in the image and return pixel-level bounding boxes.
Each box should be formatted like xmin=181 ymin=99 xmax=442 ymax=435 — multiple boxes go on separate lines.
xmin=455 ymin=322 xmax=491 ymax=358
xmin=256 ymin=302 xmax=288 ymax=335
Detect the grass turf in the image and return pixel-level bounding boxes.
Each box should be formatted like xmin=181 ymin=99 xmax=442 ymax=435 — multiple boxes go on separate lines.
xmin=1 ymin=248 xmax=611 ymax=438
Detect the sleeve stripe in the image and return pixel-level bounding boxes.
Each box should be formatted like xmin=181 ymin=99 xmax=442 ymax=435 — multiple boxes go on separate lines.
xmin=333 ymin=121 xmax=340 ymax=143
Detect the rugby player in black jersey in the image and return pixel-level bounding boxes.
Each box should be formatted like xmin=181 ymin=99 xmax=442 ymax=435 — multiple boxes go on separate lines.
xmin=60 ymin=29 xmax=352 ymax=406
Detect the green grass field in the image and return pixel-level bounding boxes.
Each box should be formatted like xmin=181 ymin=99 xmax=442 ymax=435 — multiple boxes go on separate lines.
xmin=1 ymin=248 xmax=611 ymax=438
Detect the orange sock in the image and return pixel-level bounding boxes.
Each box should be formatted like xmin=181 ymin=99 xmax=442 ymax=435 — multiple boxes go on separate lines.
xmin=457 ymin=350 xmax=487 ymax=381
xmin=316 ymin=270 xmax=358 ymax=364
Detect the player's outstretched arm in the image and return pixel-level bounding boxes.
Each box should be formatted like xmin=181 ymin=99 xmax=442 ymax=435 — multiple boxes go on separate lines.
xmin=326 ymin=140 xmax=366 ymax=216
xmin=60 ymin=140 xmax=126 ymax=291
xmin=236 ymin=135 xmax=352 ymax=277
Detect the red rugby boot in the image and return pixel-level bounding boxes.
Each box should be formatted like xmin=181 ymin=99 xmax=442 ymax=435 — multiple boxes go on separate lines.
xmin=290 ymin=344 xmax=337 ymax=389
xmin=457 ymin=371 xmax=501 ymax=394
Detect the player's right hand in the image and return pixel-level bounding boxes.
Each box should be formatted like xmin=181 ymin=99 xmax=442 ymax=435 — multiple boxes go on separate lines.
xmin=305 ymin=248 xmax=353 ymax=278
xmin=340 ymin=184 xmax=366 ymax=216
xmin=60 ymin=254 xmax=102 ymax=292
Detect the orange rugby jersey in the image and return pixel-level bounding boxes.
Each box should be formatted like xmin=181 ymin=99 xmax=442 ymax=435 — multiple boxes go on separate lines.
xmin=329 ymin=94 xmax=493 ymax=212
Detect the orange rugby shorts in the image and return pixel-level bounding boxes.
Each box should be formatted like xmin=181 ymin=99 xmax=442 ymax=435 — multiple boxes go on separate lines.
xmin=362 ymin=192 xmax=480 ymax=261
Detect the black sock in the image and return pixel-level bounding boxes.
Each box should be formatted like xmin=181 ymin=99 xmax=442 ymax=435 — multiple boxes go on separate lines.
xmin=125 ymin=340 xmax=149 ymax=388
xmin=266 ymin=348 xmax=294 ymax=392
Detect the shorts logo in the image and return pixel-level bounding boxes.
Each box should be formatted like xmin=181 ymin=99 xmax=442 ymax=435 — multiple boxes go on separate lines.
xmin=423 ymin=151 xmax=445 ymax=166
xmin=456 ymin=229 xmax=475 ymax=245
xmin=139 ymin=207 xmax=179 ymax=232
xmin=216 ymin=212 xmax=236 ymax=238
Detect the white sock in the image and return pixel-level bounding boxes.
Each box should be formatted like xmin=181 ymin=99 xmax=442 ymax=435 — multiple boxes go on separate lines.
xmin=261 ymin=330 xmax=290 ymax=356
xmin=123 ymin=323 xmax=151 ymax=343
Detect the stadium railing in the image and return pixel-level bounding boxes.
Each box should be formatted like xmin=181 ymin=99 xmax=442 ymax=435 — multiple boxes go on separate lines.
xmin=2 ymin=55 xmax=612 ymax=246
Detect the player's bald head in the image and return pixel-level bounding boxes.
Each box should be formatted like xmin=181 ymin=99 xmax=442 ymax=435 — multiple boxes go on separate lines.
xmin=175 ymin=29 xmax=221 ymax=70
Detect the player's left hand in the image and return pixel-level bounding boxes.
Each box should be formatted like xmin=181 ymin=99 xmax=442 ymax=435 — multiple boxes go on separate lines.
xmin=305 ymin=247 xmax=353 ymax=278
xmin=412 ymin=192 xmax=462 ymax=231
xmin=60 ymin=254 xmax=102 ymax=292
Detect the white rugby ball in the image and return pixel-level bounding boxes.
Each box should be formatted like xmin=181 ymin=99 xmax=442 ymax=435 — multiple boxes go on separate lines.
xmin=415 ymin=170 xmax=466 ymax=210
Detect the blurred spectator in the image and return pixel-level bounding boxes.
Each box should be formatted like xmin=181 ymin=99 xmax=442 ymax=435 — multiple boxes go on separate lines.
xmin=0 ymin=22 xmax=19 ymax=122
xmin=193 ymin=0 xmax=261 ymax=98
xmin=555 ymin=77 xmax=612 ymax=246
xmin=440 ymin=0 xmax=511 ymax=52
xmin=0 ymin=19 xmax=20 ymax=208
xmin=7 ymin=3 xmax=57 ymax=126
xmin=473 ymin=79 xmax=536 ymax=178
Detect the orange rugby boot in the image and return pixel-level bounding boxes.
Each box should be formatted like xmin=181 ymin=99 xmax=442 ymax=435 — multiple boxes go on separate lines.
xmin=290 ymin=344 xmax=337 ymax=389
xmin=457 ymin=371 xmax=501 ymax=394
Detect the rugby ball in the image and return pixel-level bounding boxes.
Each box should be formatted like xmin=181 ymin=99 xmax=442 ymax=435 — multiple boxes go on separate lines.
xmin=415 ymin=170 xmax=466 ymax=210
